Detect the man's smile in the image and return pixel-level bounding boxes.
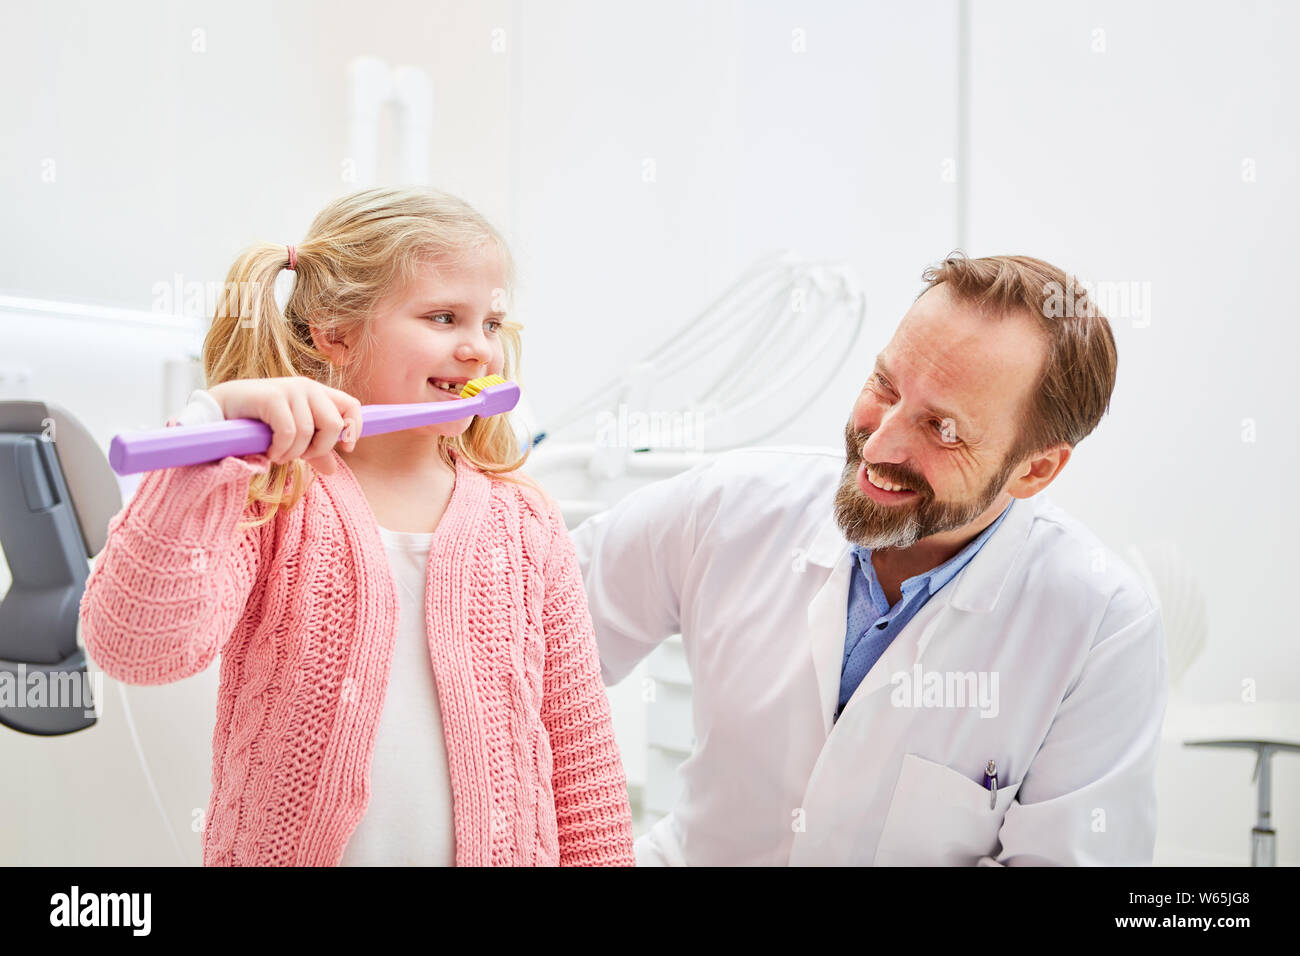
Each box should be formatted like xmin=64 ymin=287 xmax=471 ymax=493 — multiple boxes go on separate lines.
xmin=856 ymin=461 xmax=920 ymax=504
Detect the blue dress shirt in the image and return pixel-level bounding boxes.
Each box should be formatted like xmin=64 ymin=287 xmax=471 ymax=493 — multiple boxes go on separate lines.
xmin=835 ymin=501 xmax=1013 ymax=719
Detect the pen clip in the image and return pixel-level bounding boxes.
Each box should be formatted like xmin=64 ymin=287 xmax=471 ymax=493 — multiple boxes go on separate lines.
xmin=984 ymin=758 xmax=998 ymax=810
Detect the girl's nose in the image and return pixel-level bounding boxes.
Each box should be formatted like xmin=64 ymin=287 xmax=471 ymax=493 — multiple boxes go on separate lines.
xmin=455 ymin=329 xmax=490 ymax=364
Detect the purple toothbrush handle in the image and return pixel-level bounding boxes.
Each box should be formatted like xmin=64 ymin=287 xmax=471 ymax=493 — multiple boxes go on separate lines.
xmin=109 ymin=418 xmax=274 ymax=474
xmin=108 ymin=380 xmax=521 ymax=475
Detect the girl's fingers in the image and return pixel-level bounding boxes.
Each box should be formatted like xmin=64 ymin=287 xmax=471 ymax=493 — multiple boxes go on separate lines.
xmin=303 ymin=388 xmax=346 ymax=462
xmin=263 ymin=396 xmax=297 ymax=463
xmin=326 ymin=388 xmax=363 ymax=452
xmin=283 ymin=390 xmax=317 ymax=463
xmin=242 ymin=379 xmax=362 ymax=465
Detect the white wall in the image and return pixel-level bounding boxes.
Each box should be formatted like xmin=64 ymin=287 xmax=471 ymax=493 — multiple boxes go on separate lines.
xmin=964 ymin=0 xmax=1299 ymax=863
xmin=509 ymin=0 xmax=958 ymax=449
xmin=0 ymin=0 xmax=1294 ymax=866
xmin=0 ymin=0 xmax=514 ymax=309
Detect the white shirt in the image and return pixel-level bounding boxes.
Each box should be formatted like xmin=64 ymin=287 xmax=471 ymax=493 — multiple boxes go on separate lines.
xmin=571 ymin=446 xmax=1167 ymax=866
xmin=169 ymin=390 xmax=456 ymax=866
xmin=339 ymin=525 xmax=456 ymax=867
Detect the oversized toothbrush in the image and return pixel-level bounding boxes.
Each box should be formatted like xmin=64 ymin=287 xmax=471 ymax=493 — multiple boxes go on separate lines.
xmin=108 ymin=375 xmax=519 ymax=475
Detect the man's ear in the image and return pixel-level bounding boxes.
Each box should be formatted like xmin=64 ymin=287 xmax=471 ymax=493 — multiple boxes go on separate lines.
xmin=1006 ymin=443 xmax=1071 ymax=498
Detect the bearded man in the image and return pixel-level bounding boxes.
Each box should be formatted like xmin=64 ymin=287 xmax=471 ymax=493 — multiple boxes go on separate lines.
xmin=572 ymin=253 xmax=1167 ymax=866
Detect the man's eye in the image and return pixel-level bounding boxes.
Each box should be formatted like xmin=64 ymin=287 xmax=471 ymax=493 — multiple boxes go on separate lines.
xmin=933 ymin=420 xmax=960 ymax=443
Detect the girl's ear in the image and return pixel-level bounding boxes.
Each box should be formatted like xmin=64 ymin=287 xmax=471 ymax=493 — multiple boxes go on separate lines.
xmin=310 ymin=323 xmax=352 ymax=365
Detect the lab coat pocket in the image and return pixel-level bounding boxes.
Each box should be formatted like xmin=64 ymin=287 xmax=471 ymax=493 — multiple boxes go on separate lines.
xmin=873 ymin=753 xmax=1021 ymax=866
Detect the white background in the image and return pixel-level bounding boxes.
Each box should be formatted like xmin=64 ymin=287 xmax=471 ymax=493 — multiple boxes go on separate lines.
xmin=0 ymin=0 xmax=1295 ymax=866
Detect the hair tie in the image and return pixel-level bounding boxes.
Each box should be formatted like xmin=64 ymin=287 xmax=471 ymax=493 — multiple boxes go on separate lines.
xmin=286 ymin=245 xmax=297 ymax=270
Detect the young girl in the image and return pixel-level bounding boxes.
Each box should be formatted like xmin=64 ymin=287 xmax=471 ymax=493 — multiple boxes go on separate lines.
xmin=78 ymin=187 xmax=636 ymax=867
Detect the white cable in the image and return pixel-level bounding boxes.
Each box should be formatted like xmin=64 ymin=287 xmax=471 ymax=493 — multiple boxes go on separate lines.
xmin=543 ymin=254 xmax=797 ymax=434
xmin=705 ymin=284 xmax=867 ymax=449
xmin=539 ymin=253 xmax=867 ymax=452
xmin=706 ymin=281 xmax=807 ymax=407
xmin=673 ymin=271 xmax=867 ymax=448
xmin=642 ymin=257 xmax=796 ymax=366
xmin=115 ymin=679 xmax=189 ymax=865
xmin=658 ymin=270 xmax=866 ymax=444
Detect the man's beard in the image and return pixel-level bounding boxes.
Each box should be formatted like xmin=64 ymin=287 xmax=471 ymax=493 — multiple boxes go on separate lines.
xmin=832 ymin=421 xmax=1019 ymax=551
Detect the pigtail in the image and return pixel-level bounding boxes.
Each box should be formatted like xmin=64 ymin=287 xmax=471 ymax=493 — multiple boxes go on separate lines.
xmin=203 ymin=242 xmax=320 ymax=530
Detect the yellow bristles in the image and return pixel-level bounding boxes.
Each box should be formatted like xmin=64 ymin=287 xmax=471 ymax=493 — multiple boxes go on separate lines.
xmin=458 ymin=374 xmax=506 ymax=399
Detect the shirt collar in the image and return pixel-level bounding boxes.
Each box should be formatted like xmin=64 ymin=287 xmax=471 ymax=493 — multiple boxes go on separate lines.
xmin=849 ymin=499 xmax=1015 ymax=598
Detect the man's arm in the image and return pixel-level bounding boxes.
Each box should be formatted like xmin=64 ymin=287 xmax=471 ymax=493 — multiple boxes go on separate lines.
xmin=985 ymin=603 xmax=1168 ymax=865
xmin=568 ymin=464 xmax=705 ymax=686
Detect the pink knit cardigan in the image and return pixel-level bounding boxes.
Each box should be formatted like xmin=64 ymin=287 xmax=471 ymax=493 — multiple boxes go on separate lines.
xmin=78 ymin=447 xmax=636 ymax=867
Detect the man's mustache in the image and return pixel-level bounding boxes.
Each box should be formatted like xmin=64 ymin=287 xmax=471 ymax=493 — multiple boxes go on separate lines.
xmin=845 ymin=429 xmax=931 ymax=497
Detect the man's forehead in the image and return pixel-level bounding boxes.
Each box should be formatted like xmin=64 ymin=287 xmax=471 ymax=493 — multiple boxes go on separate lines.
xmin=889 ymin=294 xmax=1044 ymax=412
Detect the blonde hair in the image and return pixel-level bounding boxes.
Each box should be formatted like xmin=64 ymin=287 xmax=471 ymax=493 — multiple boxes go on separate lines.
xmin=202 ymin=187 xmax=531 ymax=531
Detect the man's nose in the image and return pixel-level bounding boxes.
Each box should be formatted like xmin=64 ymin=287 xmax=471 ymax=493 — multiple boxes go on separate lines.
xmin=858 ymin=405 xmax=910 ymax=464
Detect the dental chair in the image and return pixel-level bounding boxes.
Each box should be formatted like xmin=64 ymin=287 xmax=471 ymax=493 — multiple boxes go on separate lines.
xmin=0 ymin=400 xmax=121 ymax=735
xmin=1128 ymin=539 xmax=1300 ymax=866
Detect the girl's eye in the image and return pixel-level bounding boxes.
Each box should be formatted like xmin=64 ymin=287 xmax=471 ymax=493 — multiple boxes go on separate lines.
xmin=485 ymin=319 xmax=502 ymax=333
xmin=428 ymin=312 xmax=453 ymax=324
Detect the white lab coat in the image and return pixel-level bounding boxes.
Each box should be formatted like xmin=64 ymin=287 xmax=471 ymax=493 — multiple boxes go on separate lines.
xmin=570 ymin=446 xmax=1168 ymax=865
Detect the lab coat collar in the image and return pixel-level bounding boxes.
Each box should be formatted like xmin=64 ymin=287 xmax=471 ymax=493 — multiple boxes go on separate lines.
xmin=804 ymin=492 xmax=1040 ymax=611
xmin=805 ymin=507 xmax=852 ymax=568
xmin=804 ymin=493 xmax=1042 ymax=736
xmin=946 ymin=494 xmax=1038 ymax=613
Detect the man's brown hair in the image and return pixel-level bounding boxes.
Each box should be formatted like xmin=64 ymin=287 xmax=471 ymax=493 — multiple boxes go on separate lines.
xmin=920 ymin=252 xmax=1118 ymax=464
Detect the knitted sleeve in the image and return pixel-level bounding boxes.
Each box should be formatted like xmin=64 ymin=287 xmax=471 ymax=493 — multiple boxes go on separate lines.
xmin=78 ymin=449 xmax=272 ymax=686
xmin=539 ymin=503 xmax=637 ymax=866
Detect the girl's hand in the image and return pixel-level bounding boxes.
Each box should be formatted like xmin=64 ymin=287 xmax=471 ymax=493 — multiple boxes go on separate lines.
xmin=207 ymin=377 xmax=362 ymax=476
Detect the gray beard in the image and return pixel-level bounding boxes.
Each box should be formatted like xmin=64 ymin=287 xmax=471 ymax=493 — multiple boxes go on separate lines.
xmin=832 ymin=429 xmax=1017 ymax=551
